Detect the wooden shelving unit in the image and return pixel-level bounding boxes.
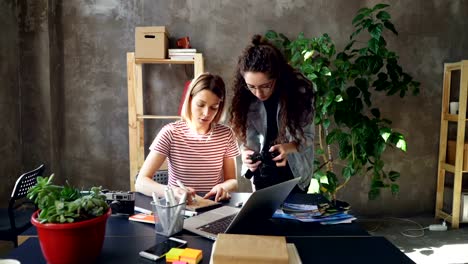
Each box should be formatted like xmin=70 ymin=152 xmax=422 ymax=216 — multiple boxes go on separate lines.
xmin=126 ymin=52 xmax=204 ymax=191
xmin=435 ymin=60 xmax=468 ymax=228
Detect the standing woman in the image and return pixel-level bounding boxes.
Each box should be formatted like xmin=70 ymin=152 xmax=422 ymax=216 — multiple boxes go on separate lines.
xmin=230 ymin=35 xmax=315 ymax=192
xmin=136 ymin=72 xmax=240 ymax=202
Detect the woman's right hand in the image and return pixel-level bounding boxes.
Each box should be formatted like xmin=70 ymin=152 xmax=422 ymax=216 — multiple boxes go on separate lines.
xmin=242 ymin=148 xmax=262 ymax=172
xmin=173 ymin=186 xmax=197 ymax=205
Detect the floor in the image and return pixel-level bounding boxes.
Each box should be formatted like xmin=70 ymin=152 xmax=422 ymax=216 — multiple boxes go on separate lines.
xmin=358 ymin=214 xmax=468 ymax=264
xmin=1 ymin=215 xmax=467 ymax=263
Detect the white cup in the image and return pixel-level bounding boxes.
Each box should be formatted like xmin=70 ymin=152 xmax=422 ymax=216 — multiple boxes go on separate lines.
xmin=450 ymin=102 xmax=459 ymax=114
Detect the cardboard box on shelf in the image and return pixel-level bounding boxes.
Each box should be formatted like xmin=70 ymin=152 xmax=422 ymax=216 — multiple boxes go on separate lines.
xmin=135 ymin=26 xmax=169 ymax=59
xmin=446 ymin=140 xmax=468 ymax=170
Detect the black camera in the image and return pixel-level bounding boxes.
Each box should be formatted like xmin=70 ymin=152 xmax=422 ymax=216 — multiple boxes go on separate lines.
xmin=250 ymin=150 xmax=280 ymax=166
xmin=245 ymin=150 xmax=282 ymax=180
xmin=102 ymin=190 xmax=135 ymax=215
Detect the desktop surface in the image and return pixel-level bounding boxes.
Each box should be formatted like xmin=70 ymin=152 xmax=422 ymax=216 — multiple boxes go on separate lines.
xmin=12 ymin=192 xmax=414 ymax=263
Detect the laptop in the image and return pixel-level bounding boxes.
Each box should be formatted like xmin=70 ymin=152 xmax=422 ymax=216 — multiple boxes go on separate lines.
xmin=183 ymin=177 xmax=300 ymax=240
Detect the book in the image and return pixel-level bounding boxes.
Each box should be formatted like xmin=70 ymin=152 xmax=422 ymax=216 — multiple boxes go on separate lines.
xmin=128 ymin=213 xmax=157 ymax=224
xmin=169 ymin=52 xmax=196 ymax=56
xmin=168 ymin=48 xmax=197 ymax=53
xmin=169 ymin=55 xmax=195 ymax=60
xmin=186 ymin=195 xmax=222 ymax=212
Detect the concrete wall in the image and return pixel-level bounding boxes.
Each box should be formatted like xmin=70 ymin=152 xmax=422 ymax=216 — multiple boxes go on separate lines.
xmin=4 ymin=0 xmax=468 ymax=215
xmin=0 ymin=0 xmax=21 ymax=206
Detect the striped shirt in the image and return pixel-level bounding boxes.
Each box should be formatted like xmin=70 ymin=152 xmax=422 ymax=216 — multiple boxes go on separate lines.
xmin=150 ymin=121 xmax=240 ymax=192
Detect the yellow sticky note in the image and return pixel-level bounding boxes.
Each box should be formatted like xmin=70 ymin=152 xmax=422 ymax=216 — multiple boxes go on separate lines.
xmin=166 ymin=248 xmax=185 ymax=262
xmin=179 ymin=248 xmax=203 ymax=264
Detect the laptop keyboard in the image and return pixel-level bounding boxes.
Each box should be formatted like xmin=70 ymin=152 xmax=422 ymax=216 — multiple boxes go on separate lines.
xmin=196 ymin=214 xmax=236 ymax=235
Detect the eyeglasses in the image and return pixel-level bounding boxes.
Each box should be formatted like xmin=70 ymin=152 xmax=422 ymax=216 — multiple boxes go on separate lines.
xmin=246 ymin=80 xmax=276 ymax=91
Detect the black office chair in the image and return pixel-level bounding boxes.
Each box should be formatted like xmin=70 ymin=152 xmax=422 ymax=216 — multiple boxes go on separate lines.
xmin=152 ymin=170 xmax=168 ymax=185
xmin=0 ymin=164 xmax=45 ymax=247
xmin=135 ymin=170 xmax=169 ymax=185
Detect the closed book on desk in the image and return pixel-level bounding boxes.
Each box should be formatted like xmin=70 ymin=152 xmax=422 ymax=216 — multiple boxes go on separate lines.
xmin=211 ymin=234 xmax=289 ymax=264
xmin=186 ymin=195 xmax=222 ymax=212
xmin=128 ymin=213 xmax=156 ymax=224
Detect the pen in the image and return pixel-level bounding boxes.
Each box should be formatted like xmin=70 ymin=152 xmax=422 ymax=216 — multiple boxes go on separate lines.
xmin=151 ymin=192 xmax=159 ymax=205
xmin=167 ymin=192 xmax=187 ymax=236
xmin=176 ymin=180 xmax=197 ymax=203
xmin=165 ymin=186 xmax=177 ymax=206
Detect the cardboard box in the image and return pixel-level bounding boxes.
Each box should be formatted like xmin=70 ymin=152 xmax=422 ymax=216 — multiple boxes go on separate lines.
xmin=135 ymin=26 xmax=169 ymax=59
xmin=446 ymin=140 xmax=468 ymax=170
xmin=211 ymin=234 xmax=289 ymax=264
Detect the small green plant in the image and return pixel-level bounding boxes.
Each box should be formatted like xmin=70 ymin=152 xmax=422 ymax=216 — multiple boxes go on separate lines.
xmin=27 ymin=174 xmax=109 ymax=223
xmin=265 ymin=4 xmax=420 ymax=200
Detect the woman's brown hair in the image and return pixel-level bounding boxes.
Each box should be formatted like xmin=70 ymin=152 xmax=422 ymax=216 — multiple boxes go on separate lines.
xmin=230 ymin=35 xmax=315 ymax=144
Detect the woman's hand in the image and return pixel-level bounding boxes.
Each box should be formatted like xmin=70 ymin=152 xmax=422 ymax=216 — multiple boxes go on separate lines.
xmin=269 ymin=143 xmax=297 ymax=167
xmin=203 ymin=184 xmax=231 ymax=202
xmin=173 ymin=186 xmax=197 ymax=205
xmin=242 ymin=147 xmax=262 ymax=172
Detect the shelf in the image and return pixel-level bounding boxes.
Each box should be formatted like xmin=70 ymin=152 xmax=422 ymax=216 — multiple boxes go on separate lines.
xmin=436 ymin=60 xmax=468 ymax=228
xmin=135 ymin=58 xmax=195 ymax=64
xmin=127 ymin=52 xmax=204 ymax=191
xmin=138 ymin=115 xmax=180 ymax=120
xmin=441 ymin=162 xmax=468 ymax=173
xmin=443 ymin=113 xmax=468 ymax=122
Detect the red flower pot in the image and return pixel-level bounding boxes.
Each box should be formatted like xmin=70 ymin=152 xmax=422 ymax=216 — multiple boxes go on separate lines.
xmin=31 ymin=208 xmax=111 ymax=264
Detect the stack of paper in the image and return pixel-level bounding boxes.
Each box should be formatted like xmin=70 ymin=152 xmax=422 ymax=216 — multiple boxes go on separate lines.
xmin=168 ymin=49 xmax=196 ymax=60
xmin=272 ymin=201 xmax=356 ymax=224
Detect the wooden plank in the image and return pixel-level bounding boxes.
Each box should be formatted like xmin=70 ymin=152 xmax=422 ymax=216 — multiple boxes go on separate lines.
xmin=135 ymin=58 xmax=195 ymax=65
xmin=127 ymin=53 xmax=138 ymax=191
xmin=445 ymin=62 xmax=461 ymax=71
xmin=451 ymin=60 xmax=468 ymax=228
xmin=435 ymin=65 xmax=452 ymax=218
xmin=135 ymin=63 xmax=145 ymax=177
xmin=442 ymin=163 xmax=455 ymax=173
xmin=435 ymin=209 xmax=452 ymax=223
xmin=138 ymin=115 xmax=181 ymax=120
xmin=194 ymin=53 xmax=204 ymax=77
xmin=444 ymin=113 xmax=463 ymax=122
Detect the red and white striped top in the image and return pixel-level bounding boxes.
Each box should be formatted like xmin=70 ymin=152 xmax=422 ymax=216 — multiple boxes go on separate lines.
xmin=150 ymin=121 xmax=240 ymax=192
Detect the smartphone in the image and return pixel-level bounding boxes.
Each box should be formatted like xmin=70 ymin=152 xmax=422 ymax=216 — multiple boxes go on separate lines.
xmin=139 ymin=237 xmax=187 ymax=261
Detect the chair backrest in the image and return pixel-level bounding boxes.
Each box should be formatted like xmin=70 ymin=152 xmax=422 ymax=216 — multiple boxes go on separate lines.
xmin=4 ymin=164 xmax=45 ymax=247
xmin=152 ymin=170 xmax=168 ymax=185
xmin=10 ymin=164 xmax=45 ymax=203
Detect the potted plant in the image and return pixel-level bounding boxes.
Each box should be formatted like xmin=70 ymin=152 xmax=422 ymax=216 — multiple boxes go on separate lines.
xmin=265 ymin=3 xmax=420 ymax=201
xmin=27 ymin=174 xmax=110 ymax=264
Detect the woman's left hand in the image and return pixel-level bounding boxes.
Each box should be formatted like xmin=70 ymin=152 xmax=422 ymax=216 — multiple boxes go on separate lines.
xmin=269 ymin=143 xmax=297 ymax=167
xmin=203 ymin=185 xmax=231 ymax=202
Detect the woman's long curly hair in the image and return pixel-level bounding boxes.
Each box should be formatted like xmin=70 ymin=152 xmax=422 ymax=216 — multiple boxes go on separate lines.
xmin=230 ymin=35 xmax=315 ymax=145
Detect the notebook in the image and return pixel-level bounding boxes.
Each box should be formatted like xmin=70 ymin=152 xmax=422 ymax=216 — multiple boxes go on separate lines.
xmin=186 ymin=195 xmax=223 ymax=212
xmin=183 ymin=178 xmax=300 ymax=240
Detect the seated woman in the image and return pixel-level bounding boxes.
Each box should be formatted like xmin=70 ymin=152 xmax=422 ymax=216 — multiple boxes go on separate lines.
xmin=135 ymin=72 xmax=240 ymax=203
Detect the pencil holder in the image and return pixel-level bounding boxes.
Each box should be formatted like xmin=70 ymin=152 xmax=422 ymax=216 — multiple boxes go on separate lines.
xmin=151 ymin=199 xmax=186 ymax=236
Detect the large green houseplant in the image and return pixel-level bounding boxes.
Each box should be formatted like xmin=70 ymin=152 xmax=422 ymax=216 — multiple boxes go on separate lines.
xmin=265 ymin=4 xmax=420 ymax=200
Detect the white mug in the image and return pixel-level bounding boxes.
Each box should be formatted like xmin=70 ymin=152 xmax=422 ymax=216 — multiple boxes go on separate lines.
xmin=450 ymin=102 xmax=459 ymax=114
